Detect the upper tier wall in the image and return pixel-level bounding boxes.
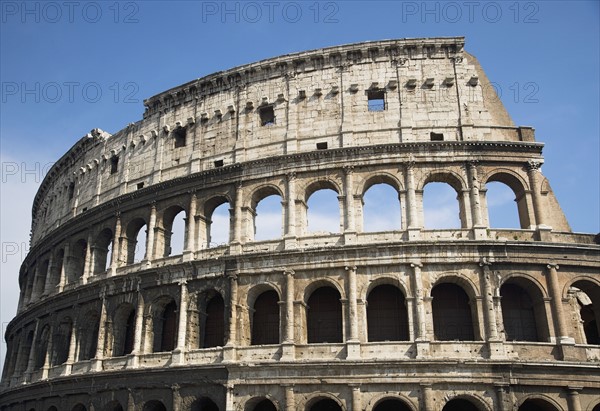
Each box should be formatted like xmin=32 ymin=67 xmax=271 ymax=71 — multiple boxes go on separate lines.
xmin=30 ymin=37 xmax=526 ymax=246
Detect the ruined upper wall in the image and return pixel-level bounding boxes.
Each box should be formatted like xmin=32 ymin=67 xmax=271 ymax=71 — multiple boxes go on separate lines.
xmin=30 ymin=37 xmax=532 ymax=246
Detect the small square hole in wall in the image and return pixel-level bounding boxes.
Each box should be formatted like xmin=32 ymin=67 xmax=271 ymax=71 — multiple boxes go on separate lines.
xmin=214 ymin=159 xmax=224 ymax=168
xmin=367 ymin=89 xmax=385 ymax=111
xmin=259 ymin=105 xmax=275 ymax=126
xmin=316 ymin=142 xmax=328 ymax=150
xmin=82 ymin=207 xmax=88 ymax=213
xmin=430 ymin=132 xmax=444 ymax=141
xmin=137 ymin=182 xmax=144 ymax=190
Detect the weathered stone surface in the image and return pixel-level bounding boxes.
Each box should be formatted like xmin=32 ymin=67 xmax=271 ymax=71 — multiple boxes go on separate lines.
xmin=1 ymin=37 xmax=598 ymax=411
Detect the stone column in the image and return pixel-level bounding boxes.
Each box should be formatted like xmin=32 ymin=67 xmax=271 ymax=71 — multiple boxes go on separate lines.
xmin=468 ymin=162 xmax=487 ymax=239
xmin=41 ymin=323 xmax=54 ymax=379
xmin=494 ymin=384 xmax=508 ymax=411
xmin=566 ymin=387 xmax=583 ymax=411
xmin=405 ymin=162 xmax=420 ymax=239
xmin=226 ymin=273 xmax=238 ymax=346
xmin=43 ymin=253 xmax=55 ymax=295
xmin=284 ymin=173 xmax=297 ymax=249
xmin=184 ymin=192 xmax=197 ymax=260
xmin=284 ymin=270 xmax=295 ymax=343
xmin=225 ymin=383 xmax=235 ymax=411
xmin=351 ymin=385 xmax=361 ymax=411
xmin=92 ymin=296 xmax=108 ymax=371
xmin=479 ymin=260 xmax=499 ymax=341
xmin=284 ymin=385 xmax=295 ymax=411
xmin=421 ymin=384 xmax=434 ymax=411
xmin=344 ymin=166 xmax=356 ymax=233
xmin=110 ymin=212 xmax=122 ymax=275
xmin=65 ymin=316 xmax=78 ymax=373
xmin=176 ymin=281 xmax=188 ymax=350
xmin=127 ymin=389 xmax=135 ymax=411
xmin=231 ymin=183 xmax=243 ymax=251
xmin=545 ymin=264 xmax=572 ymax=344
xmin=346 ymin=265 xmax=360 ymax=359
xmin=144 ymin=202 xmax=157 ymax=264
xmin=130 ymin=292 xmax=145 ymax=366
xmin=82 ymin=232 xmax=93 ymax=283
xmin=411 ymin=262 xmax=430 ymax=358
xmin=526 ymin=161 xmax=548 ymax=228
xmin=24 ymin=320 xmax=40 ymax=376
xmin=172 ymin=384 xmax=182 ymax=411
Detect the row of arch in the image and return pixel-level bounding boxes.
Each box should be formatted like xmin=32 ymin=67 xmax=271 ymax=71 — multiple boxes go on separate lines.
xmin=14 ymin=393 xmax=600 ymax=411
xmin=5 ymin=272 xmax=599 ymax=382
xmin=21 ymin=166 xmax=544 ymax=308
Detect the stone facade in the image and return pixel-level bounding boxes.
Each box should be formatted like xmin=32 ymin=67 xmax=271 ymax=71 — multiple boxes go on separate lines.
xmin=1 ymin=37 xmax=599 ymax=411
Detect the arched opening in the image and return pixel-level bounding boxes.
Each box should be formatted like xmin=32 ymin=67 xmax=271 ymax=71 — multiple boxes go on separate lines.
xmin=308 ymin=398 xmax=342 ymax=411
xmin=485 ymin=181 xmax=521 ymax=228
xmin=152 ymin=299 xmax=178 ymax=352
xmin=423 ymin=182 xmax=461 ymax=229
xmin=373 ymin=399 xmax=412 ymax=411
xmin=103 ymin=401 xmax=124 ymax=411
xmin=33 ymin=259 xmax=49 ymax=297
xmin=431 ymin=283 xmax=475 ymax=341
xmin=442 ymin=399 xmax=480 ymax=411
xmin=113 ymin=303 xmax=136 ymax=357
xmin=34 ymin=325 xmax=51 ymax=369
xmin=126 ymin=218 xmax=147 ymax=264
xmin=592 ymin=403 xmax=600 ymax=411
xmin=93 ymin=228 xmax=113 ymax=274
xmin=307 ymin=287 xmax=342 ymax=343
xmin=251 ymin=290 xmax=280 ymax=345
xmin=71 ymin=405 xmax=87 ymax=411
xmin=254 ymin=194 xmax=283 ymax=241
xmin=69 ymin=238 xmax=87 ymax=282
xmin=16 ymin=331 xmax=34 ymax=375
xmin=206 ymin=199 xmax=231 ymax=248
xmin=500 ymin=277 xmax=550 ymax=342
xmin=53 ymin=317 xmax=73 ymax=365
xmin=570 ymin=280 xmax=600 ymax=345
xmin=50 ymin=248 xmax=64 ymax=291
xmin=47 ymin=407 xmax=58 ymax=411
xmin=518 ymin=399 xmax=560 ymax=411
xmin=191 ymin=397 xmax=219 ymax=411
xmin=78 ymin=310 xmax=100 ymax=361
xmin=485 ymin=173 xmax=530 ymax=228
xmin=367 ymin=285 xmax=409 ymax=342
xmin=362 ymin=183 xmax=401 ymax=232
xmin=202 ymin=293 xmax=225 ymax=348
xmin=501 ymin=283 xmax=541 ymax=342
xmin=142 ymin=401 xmax=167 ymax=411
xmin=251 ymin=399 xmax=277 ymax=411
xmin=161 ymin=206 xmax=186 ymax=257
xmin=306 ymin=188 xmax=341 ymax=234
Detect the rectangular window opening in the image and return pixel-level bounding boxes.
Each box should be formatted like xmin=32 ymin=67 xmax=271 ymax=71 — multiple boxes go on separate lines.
xmin=68 ymin=183 xmax=75 ymax=200
xmin=259 ymin=105 xmax=275 ymax=126
xmin=367 ymin=89 xmax=386 ymax=111
xmin=110 ymin=156 xmax=119 ymax=174
xmin=316 ymin=142 xmax=328 ymax=150
xmin=430 ymin=132 xmax=444 ymax=141
xmin=173 ymin=127 xmax=186 ymax=148
xmin=214 ymin=159 xmax=224 ymax=168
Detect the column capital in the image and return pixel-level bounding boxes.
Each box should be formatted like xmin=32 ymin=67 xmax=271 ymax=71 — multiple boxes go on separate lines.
xmin=283 ymin=269 xmax=295 ymax=277
xmin=479 ymin=258 xmax=492 ymax=268
xmin=567 ymin=386 xmax=583 ymax=392
xmin=343 ymin=165 xmax=355 ymax=175
xmin=345 ymin=265 xmax=357 ymax=272
xmin=286 ymin=171 xmax=297 ymax=181
xmin=410 ymin=261 xmax=423 ymax=268
xmin=526 ymin=160 xmax=543 ymax=172
xmin=547 ymin=263 xmax=560 ymax=270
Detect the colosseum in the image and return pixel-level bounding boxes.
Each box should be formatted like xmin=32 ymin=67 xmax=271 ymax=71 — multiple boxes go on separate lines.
xmin=1 ymin=37 xmax=599 ymax=411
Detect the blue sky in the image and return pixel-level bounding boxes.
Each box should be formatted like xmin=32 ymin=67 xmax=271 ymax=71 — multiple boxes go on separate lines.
xmin=1 ymin=1 xmax=599 ymax=370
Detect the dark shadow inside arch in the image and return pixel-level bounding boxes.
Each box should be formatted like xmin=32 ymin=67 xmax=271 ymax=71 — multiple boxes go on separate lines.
xmin=202 ymin=293 xmax=225 ymax=348
xmin=307 ymin=287 xmax=343 ymax=343
xmin=191 ymin=397 xmax=219 ymax=411
xmin=142 ymin=400 xmax=167 ymax=411
xmin=431 ymin=283 xmax=475 ymax=341
xmin=367 ymin=285 xmax=409 ymax=342
xmin=251 ymin=290 xmax=280 ymax=345
xmin=251 ymin=399 xmax=277 ymax=411
xmin=442 ymin=399 xmax=479 ymax=411
xmin=501 ymin=283 xmax=540 ymax=342
xmin=373 ymin=398 xmax=412 ymax=411
xmin=518 ymin=399 xmax=560 ymax=411
xmin=309 ymin=399 xmax=342 ymax=411
xmin=103 ymin=401 xmax=124 ymax=411
xmin=571 ymin=280 xmax=600 ymax=345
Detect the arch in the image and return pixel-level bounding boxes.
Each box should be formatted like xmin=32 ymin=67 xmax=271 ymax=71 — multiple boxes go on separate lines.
xmin=307 ymin=286 xmax=343 ymax=343
xmin=125 ymin=217 xmax=147 ymax=264
xmin=484 ymin=170 xmax=531 ymax=229
xmin=484 ymin=181 xmax=521 ymax=228
xmin=366 ymin=394 xmax=416 ymax=411
xmin=306 ymin=186 xmax=342 ymax=234
xmin=305 ymin=395 xmax=344 ymax=411
xmin=252 ymin=188 xmax=284 ymax=241
xmin=93 ymin=227 xmax=113 ymax=274
xmin=69 ymin=238 xmax=88 ymax=283
xmin=142 ymin=400 xmax=167 ymax=411
xmin=431 ymin=283 xmax=475 ymax=341
xmin=204 ymin=196 xmax=231 ymax=248
xmin=304 ymin=179 xmax=342 ymax=200
xmin=192 ymin=397 xmax=220 ymax=411
xmin=112 ymin=303 xmax=136 ymax=356
xmin=366 ymin=284 xmax=409 ymax=342
xmin=569 ymin=279 xmax=600 ymax=345
xmin=518 ymin=396 xmax=563 ymax=411
xmin=362 ymin=183 xmax=401 ymax=232
xmin=34 ymin=325 xmax=51 ymax=369
xmin=372 ymin=398 xmax=413 ymax=411
xmin=442 ymin=399 xmax=480 ymax=411
xmin=245 ymin=397 xmax=278 ymax=411
xmin=49 ymin=248 xmax=65 ymax=291
xmin=590 ymin=403 xmax=600 ymax=411
xmin=47 ymin=408 xmax=59 ymax=411
xmin=102 ymin=401 xmax=124 ymax=411
xmin=77 ymin=309 xmax=100 ymax=360
xmin=53 ymin=316 xmax=73 ymax=365
xmin=160 ymin=205 xmax=187 ymax=257
xmin=71 ymin=405 xmax=87 ymax=411
xmin=500 ymin=275 xmax=551 ymax=342
xmin=361 ymin=173 xmax=403 ymax=194
xmin=422 ymin=182 xmax=462 ymax=229
xmin=201 ymin=291 xmax=226 ymax=348
xmin=251 ymin=289 xmax=280 ymax=345
xmin=33 ymin=258 xmax=49 ymax=297
xmin=150 ymin=297 xmax=178 ymax=352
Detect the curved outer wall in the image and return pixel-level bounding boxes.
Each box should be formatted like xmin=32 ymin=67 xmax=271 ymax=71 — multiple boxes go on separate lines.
xmin=2 ymin=37 xmax=599 ymax=411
